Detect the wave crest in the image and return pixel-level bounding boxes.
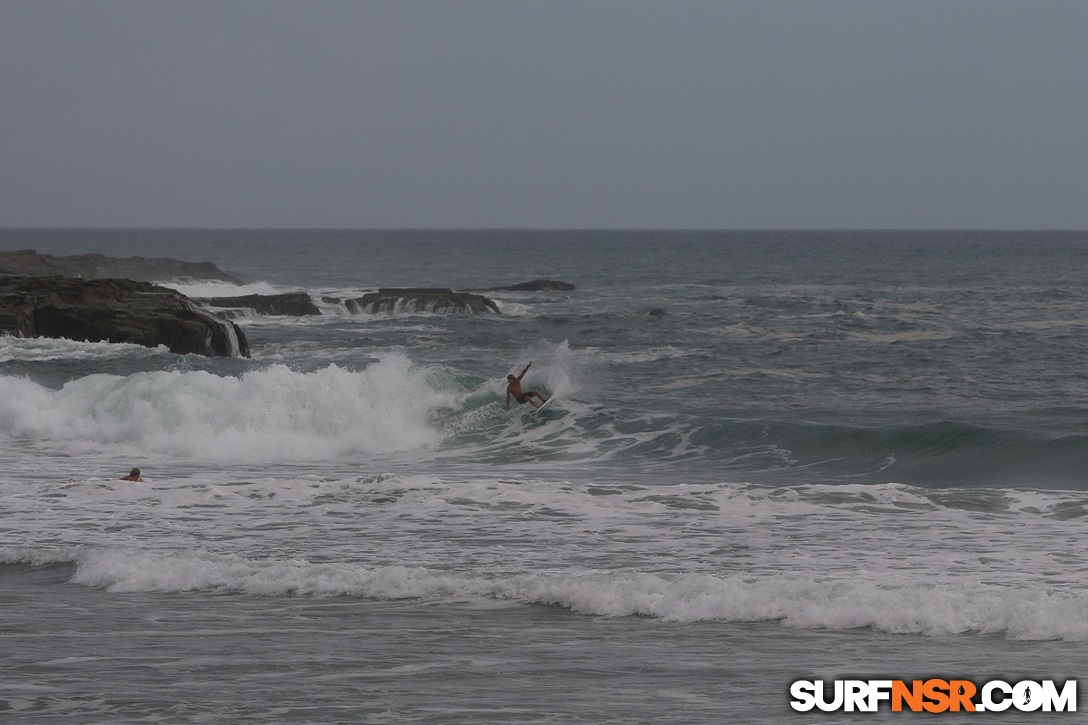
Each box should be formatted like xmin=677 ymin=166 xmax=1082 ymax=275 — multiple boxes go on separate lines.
xmin=36 ymin=546 xmax=1087 ymax=641
xmin=0 ymin=355 xmax=455 ymax=462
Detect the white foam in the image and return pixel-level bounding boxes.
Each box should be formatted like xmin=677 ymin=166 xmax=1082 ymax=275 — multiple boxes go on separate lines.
xmin=0 ymin=545 xmax=83 ymax=566
xmin=59 ymin=547 xmax=1088 ymax=641
xmin=6 ymin=466 xmax=1088 ymax=643
xmin=0 ymin=355 xmax=456 ymax=462
xmin=0 ymin=334 xmax=164 ymax=362
xmin=158 ymin=279 xmax=286 ymax=298
xmin=217 ymin=316 xmax=242 ymax=357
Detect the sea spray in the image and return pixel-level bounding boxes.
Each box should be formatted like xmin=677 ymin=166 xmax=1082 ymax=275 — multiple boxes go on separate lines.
xmin=508 ymin=339 xmax=587 ymax=401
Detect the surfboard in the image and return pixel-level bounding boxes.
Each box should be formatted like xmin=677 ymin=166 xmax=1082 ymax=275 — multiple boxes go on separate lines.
xmin=532 ymin=396 xmax=556 ymax=415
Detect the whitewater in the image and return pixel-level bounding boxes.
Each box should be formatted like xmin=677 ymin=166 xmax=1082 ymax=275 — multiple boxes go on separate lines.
xmin=2 ymin=228 xmax=1087 ymax=723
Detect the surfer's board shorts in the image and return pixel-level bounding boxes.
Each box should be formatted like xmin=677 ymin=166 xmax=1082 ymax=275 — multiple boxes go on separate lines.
xmin=515 ymin=393 xmax=534 ymax=404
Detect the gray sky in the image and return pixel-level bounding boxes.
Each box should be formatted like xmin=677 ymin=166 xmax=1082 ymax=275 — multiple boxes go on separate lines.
xmin=1 ymin=0 xmax=1085 ymax=229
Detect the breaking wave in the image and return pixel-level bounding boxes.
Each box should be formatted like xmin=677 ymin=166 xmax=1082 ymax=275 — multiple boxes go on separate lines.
xmin=4 ymin=546 xmax=1085 ymax=641
xmin=0 ymin=354 xmax=457 ymax=462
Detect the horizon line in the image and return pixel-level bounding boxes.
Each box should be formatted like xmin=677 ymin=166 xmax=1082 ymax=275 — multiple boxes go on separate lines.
xmin=2 ymin=226 xmax=1086 ymax=233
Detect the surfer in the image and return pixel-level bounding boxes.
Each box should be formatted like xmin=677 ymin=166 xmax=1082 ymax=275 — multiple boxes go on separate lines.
xmin=120 ymin=467 xmax=142 ymax=482
xmin=506 ymin=362 xmax=548 ymax=410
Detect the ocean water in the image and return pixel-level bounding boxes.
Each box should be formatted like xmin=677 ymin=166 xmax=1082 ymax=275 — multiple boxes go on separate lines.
xmin=2 ymin=228 xmax=1087 ymax=723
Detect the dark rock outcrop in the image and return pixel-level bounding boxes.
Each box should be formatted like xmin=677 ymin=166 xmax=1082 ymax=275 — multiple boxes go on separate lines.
xmin=338 ymin=288 xmax=500 ymax=315
xmin=196 ymin=293 xmax=321 ymax=317
xmin=321 ymin=295 xmax=360 ymax=313
xmin=0 ymin=276 xmax=249 ymax=357
xmin=478 ymin=279 xmax=576 ymax=292
xmin=0 ymin=249 xmax=244 ymax=284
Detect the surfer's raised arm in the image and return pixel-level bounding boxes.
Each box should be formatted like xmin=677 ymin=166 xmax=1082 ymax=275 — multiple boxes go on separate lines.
xmin=517 ymin=362 xmax=532 ymax=381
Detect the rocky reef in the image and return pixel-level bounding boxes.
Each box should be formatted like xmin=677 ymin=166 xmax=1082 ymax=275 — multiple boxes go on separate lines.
xmin=478 ymin=279 xmax=576 ymax=292
xmin=199 ymin=283 xmax=578 ymax=318
xmin=196 ymin=292 xmax=322 ymax=318
xmin=0 ymin=247 xmax=573 ymax=353
xmin=197 ymin=282 xmax=581 ymax=318
xmin=0 ymin=276 xmax=249 ymax=357
xmin=0 ymin=249 xmax=243 ymax=284
xmin=324 ymin=288 xmax=501 ymax=315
